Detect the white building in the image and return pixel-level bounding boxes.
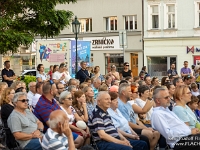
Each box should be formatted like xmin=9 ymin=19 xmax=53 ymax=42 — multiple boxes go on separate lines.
xmin=56 ymin=0 xmax=144 ymax=76
xmin=144 ymin=0 xmax=200 ymax=77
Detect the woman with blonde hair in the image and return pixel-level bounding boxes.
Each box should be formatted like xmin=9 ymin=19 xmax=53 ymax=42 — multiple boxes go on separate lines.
xmin=0 ymin=82 xmax=8 ymax=99
xmin=82 ymin=86 xmax=96 ymax=117
xmin=0 ymin=87 xmax=16 ymax=149
xmin=10 ymin=81 xmax=21 ymax=90
xmin=92 ymin=66 xmax=104 ymax=81
xmin=173 ymin=85 xmax=199 ymax=129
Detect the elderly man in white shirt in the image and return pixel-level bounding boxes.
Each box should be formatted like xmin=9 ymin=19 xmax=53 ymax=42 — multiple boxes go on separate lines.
xmin=151 ymin=87 xmax=200 ymax=150
xmin=27 ymin=82 xmax=36 ymax=106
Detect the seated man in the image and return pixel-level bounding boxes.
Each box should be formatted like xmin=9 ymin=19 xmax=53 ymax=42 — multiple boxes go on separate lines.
xmin=41 ymin=110 xmax=76 ymax=150
xmin=88 ymin=91 xmax=148 ymax=150
xmin=7 ymin=92 xmax=44 ymax=150
xmin=151 ymin=88 xmax=200 ymax=150
xmin=117 ymin=83 xmax=160 ymax=150
xmin=34 ymin=81 xmax=83 ymax=148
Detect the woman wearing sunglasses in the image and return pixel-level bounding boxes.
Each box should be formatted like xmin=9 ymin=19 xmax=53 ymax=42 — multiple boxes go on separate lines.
xmin=59 ymin=91 xmax=90 ymax=148
xmin=173 ymin=85 xmax=199 ymax=129
xmin=7 ymin=92 xmax=44 ymax=150
xmin=120 ymin=62 xmax=133 ymax=80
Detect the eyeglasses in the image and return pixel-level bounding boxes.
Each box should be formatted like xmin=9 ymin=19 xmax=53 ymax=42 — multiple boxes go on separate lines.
xmin=58 ymin=87 xmax=65 ymax=89
xmin=125 ymin=65 xmax=129 ymax=66
xmin=65 ymin=97 xmax=73 ymax=100
xmin=18 ymin=99 xmax=29 ymax=103
xmin=186 ymin=92 xmax=192 ymax=95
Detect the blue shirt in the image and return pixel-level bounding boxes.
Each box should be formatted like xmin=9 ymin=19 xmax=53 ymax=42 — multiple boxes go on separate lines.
xmin=88 ymin=105 xmax=119 ymax=142
xmin=107 ymin=108 xmax=131 ymax=134
xmin=117 ymin=98 xmax=136 ymax=124
xmin=91 ymin=85 xmax=98 ymax=100
xmin=173 ymin=105 xmax=198 ymax=129
xmin=151 ymin=107 xmax=191 ymax=148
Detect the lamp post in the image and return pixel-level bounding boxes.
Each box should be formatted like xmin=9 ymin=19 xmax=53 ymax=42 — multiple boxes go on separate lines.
xmin=72 ymin=16 xmax=81 ymax=74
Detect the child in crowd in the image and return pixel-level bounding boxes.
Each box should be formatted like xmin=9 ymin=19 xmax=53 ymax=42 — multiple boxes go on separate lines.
xmin=191 ymin=83 xmax=200 ymax=96
xmin=187 ymin=95 xmax=200 ymax=122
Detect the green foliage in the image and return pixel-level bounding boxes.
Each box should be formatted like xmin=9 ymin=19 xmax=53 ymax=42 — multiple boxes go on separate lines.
xmin=20 ymin=75 xmax=36 ymax=89
xmin=0 ymin=0 xmax=76 ymax=54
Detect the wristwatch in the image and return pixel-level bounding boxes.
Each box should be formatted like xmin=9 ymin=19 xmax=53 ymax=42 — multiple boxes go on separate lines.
xmin=38 ymin=129 xmax=43 ymax=133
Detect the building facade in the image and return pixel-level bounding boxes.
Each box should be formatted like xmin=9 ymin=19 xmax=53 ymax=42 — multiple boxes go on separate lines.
xmin=56 ymin=0 xmax=144 ymax=76
xmin=144 ymin=0 xmax=200 ymax=77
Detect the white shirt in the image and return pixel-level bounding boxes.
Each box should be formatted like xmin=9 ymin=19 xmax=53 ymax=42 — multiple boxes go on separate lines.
xmin=27 ymin=91 xmax=34 ymax=106
xmin=191 ymin=90 xmax=200 ymax=96
xmin=52 ymin=71 xmax=66 ymax=84
xmin=151 ymin=106 xmax=191 ymax=148
xmin=32 ymin=93 xmax=41 ymax=108
xmin=135 ymin=98 xmax=153 ymax=120
xmin=64 ymin=72 xmax=71 ymax=82
xmin=60 ymin=106 xmax=76 ymax=124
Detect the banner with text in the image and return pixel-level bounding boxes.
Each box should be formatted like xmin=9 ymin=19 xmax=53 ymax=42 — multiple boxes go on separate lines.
xmin=70 ymin=40 xmax=91 ymax=77
xmin=36 ymin=40 xmax=70 ymax=72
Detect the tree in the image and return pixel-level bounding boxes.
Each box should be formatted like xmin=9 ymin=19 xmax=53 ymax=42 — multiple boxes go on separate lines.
xmin=0 ymin=0 xmax=76 ymax=54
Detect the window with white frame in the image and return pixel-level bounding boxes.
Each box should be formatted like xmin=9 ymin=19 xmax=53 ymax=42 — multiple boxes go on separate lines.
xmin=151 ymin=5 xmax=159 ymax=29
xmin=78 ymin=18 xmax=92 ymax=32
xmin=167 ymin=5 xmax=175 ymax=28
xmin=124 ymin=15 xmax=137 ymax=30
xmin=105 ymin=17 xmax=117 ymax=31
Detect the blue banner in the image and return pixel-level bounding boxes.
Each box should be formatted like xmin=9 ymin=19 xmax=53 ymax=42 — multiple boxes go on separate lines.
xmin=71 ymin=40 xmax=90 ymax=78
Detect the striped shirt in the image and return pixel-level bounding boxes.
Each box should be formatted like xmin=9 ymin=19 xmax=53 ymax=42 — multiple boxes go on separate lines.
xmin=33 ymin=95 xmax=61 ymax=132
xmin=88 ymin=105 xmax=119 ymax=142
xmin=41 ymin=128 xmax=69 ymax=150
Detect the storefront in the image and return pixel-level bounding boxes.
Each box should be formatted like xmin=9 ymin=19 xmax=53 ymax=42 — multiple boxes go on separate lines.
xmin=83 ymin=36 xmax=143 ymax=76
xmin=144 ymin=37 xmax=200 ymax=78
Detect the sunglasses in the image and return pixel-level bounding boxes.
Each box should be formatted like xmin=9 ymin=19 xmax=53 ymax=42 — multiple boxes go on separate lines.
xmin=125 ymin=65 xmax=129 ymax=66
xmin=65 ymin=97 xmax=73 ymax=100
xmin=18 ymin=99 xmax=29 ymax=103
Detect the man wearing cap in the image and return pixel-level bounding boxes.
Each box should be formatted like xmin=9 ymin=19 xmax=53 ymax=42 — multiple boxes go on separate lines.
xmin=109 ymin=85 xmax=119 ymax=93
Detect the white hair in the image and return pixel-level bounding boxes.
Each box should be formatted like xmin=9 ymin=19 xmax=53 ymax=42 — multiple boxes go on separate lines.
xmin=96 ymin=91 xmax=109 ymax=101
xmin=59 ymin=91 xmax=71 ymax=104
xmin=93 ymin=77 xmax=101 ymax=83
xmin=28 ymin=82 xmax=36 ymax=89
xmin=12 ymin=92 xmax=27 ymax=104
xmin=118 ymin=83 xmax=130 ymax=95
xmin=48 ymin=115 xmax=63 ymax=128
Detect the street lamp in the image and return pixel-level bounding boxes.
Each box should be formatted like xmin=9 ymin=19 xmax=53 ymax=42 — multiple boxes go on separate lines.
xmin=72 ymin=16 xmax=81 ymax=74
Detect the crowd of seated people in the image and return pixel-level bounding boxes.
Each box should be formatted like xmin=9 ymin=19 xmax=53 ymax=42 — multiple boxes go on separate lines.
xmin=1 ymin=61 xmax=200 ymax=150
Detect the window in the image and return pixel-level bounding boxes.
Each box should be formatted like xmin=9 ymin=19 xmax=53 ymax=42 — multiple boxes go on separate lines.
xmin=105 ymin=17 xmax=117 ymax=31
xmin=147 ymin=56 xmax=176 ymax=77
xmin=151 ymin=5 xmax=159 ymax=29
xmin=124 ymin=15 xmax=137 ymax=30
xmin=167 ymin=5 xmax=175 ymax=28
xmin=78 ymin=18 xmax=92 ymax=32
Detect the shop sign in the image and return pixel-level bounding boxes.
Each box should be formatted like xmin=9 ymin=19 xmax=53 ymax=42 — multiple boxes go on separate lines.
xmin=83 ymin=36 xmax=122 ymax=50
xmin=187 ymin=46 xmax=200 ymax=53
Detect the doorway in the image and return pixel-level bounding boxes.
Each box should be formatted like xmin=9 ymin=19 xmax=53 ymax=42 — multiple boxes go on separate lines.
xmin=131 ymin=54 xmax=138 ymax=77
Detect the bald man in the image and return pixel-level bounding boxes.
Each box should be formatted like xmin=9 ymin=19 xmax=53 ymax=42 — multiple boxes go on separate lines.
xmin=41 ymin=110 xmax=75 ymax=150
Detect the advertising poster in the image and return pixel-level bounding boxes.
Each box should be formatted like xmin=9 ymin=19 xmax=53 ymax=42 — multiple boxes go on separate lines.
xmin=36 ymin=40 xmax=70 ymax=72
xmin=194 ymin=56 xmax=200 ymax=65
xmin=71 ymin=40 xmax=90 ymax=77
